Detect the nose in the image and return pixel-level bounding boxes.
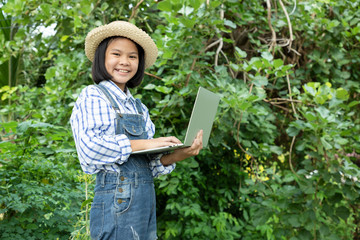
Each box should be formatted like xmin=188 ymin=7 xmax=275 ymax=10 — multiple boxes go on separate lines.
xmin=119 ymin=56 xmax=129 ymax=66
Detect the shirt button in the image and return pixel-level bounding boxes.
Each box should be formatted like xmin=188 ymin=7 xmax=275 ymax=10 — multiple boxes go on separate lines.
xmin=118 ymin=188 xmax=123 ymax=193
xmin=117 ymin=199 xmax=123 ymax=204
xmin=120 ymin=176 xmax=125 ymax=181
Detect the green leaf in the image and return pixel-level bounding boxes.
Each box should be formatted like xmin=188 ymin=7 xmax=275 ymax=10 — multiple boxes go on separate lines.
xmin=238 ymin=101 xmax=251 ymax=110
xmin=261 ymin=52 xmax=273 ymax=61
xmin=304 ymin=112 xmax=316 ymax=121
xmin=143 ymin=84 xmax=156 ymax=90
xmin=26 ymin=223 xmax=38 ymax=230
xmin=16 ymin=121 xmax=32 ymax=133
xmin=283 ymin=174 xmax=295 ymax=182
xmin=340 ymin=71 xmax=350 ymax=79
xmin=288 ymin=215 xmax=301 ymax=227
xmin=209 ymin=0 xmax=222 ymax=8
xmin=316 ymin=95 xmax=328 ymax=105
xmin=158 ymin=0 xmax=172 ymax=11
xmin=315 ymin=107 xmax=330 ymax=119
xmin=335 ymin=88 xmax=349 ymax=100
xmin=320 ymin=225 xmax=331 ymax=237
xmin=327 ymin=20 xmax=340 ymax=30
xmin=286 ymin=126 xmax=300 ymax=137
xmin=252 ymin=75 xmax=268 ymax=87
xmin=334 ymin=136 xmax=348 ymax=145
xmin=290 ymin=237 xmax=299 ymax=240
xmin=100 ymin=2 xmax=109 ymax=11
xmin=81 ymin=198 xmax=93 ymax=210
xmin=248 ymin=57 xmax=262 ymax=70
xmin=348 ymin=101 xmax=359 ymax=108
xmin=320 ymin=136 xmax=333 ymax=150
xmin=298 ymin=229 xmax=312 ymax=239
xmin=187 ymin=158 xmax=199 ymax=168
xmin=273 ymin=59 xmax=284 ymax=68
xmin=2 ymin=0 xmax=25 ymax=13
xmin=235 ymin=47 xmax=247 ymax=59
xmin=243 ymin=209 xmax=249 ymax=221
xmin=224 ymin=19 xmax=236 ymax=29
xmin=155 ymin=86 xmax=173 ymax=94
xmin=179 ymin=17 xmax=196 ymax=28
xmin=80 ymin=1 xmax=93 ymax=15
xmin=40 ymin=3 xmax=51 ymax=15
xmin=270 ymin=145 xmax=282 ymax=155
xmin=60 ymin=35 xmax=69 ymax=42
xmin=230 ymin=62 xmax=240 ymax=71
xmin=0 ymin=121 xmax=18 ymax=133
xmin=45 ymin=67 xmax=56 ymax=80
xmin=303 ymin=84 xmax=316 ymax=96
xmin=189 ymin=0 xmax=204 ymax=10
xmin=335 ymin=206 xmax=350 ymax=220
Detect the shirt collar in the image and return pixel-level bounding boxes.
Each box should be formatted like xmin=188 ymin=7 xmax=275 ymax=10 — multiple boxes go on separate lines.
xmin=99 ymin=80 xmax=135 ymax=103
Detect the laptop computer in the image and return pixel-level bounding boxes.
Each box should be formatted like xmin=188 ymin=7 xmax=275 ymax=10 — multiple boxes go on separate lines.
xmin=131 ymin=87 xmax=220 ymax=155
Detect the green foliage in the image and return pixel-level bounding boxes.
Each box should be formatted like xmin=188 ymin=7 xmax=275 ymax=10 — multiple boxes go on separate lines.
xmin=0 ymin=120 xmax=84 ymax=239
xmin=0 ymin=9 xmax=19 ymax=88
xmin=1 ymin=0 xmax=360 ymax=239
xmin=247 ymin=81 xmax=360 ymax=239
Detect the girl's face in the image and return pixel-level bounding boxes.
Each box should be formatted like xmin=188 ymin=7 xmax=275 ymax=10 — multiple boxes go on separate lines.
xmin=105 ymin=38 xmax=139 ymax=91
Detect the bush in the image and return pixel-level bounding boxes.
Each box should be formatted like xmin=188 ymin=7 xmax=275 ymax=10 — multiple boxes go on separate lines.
xmin=0 ymin=0 xmax=359 ymax=239
xmin=0 ymin=121 xmax=84 ymax=239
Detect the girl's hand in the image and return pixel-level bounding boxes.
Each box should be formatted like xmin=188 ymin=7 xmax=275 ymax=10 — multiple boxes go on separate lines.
xmin=130 ymin=136 xmax=181 ymax=152
xmin=160 ymin=130 xmax=203 ymax=166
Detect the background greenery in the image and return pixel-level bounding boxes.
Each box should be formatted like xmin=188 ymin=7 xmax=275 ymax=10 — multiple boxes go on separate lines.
xmin=1 ymin=0 xmax=359 ymax=239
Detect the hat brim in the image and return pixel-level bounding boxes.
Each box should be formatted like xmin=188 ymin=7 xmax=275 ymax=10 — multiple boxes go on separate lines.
xmin=85 ymin=21 xmax=158 ymax=69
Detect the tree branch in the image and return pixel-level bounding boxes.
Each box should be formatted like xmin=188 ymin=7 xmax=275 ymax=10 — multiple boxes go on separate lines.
xmin=205 ymin=39 xmax=222 ymax=51
xmin=266 ymin=0 xmax=277 ymax=52
xmin=145 ymin=71 xmax=162 ymax=80
xmin=129 ymin=0 xmax=144 ymax=21
xmin=214 ymin=5 xmax=224 ymax=66
xmin=289 ymin=136 xmax=299 ymax=178
xmin=286 ymin=71 xmax=298 ymax=119
xmin=278 ymin=0 xmax=294 ymax=52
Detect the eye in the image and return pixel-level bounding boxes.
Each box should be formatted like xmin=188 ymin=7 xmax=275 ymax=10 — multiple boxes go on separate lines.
xmin=112 ymin=53 xmax=120 ymax=56
xmin=129 ymin=55 xmax=138 ymax=59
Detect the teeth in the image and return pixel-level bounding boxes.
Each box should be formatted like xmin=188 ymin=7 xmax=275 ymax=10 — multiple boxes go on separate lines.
xmin=117 ymin=69 xmax=129 ymax=73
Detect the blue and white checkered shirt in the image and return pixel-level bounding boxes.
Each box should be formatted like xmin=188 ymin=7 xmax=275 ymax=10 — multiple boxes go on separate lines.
xmin=70 ymin=80 xmax=175 ymax=177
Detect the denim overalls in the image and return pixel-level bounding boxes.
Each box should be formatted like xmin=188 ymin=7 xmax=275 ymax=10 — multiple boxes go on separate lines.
xmin=90 ymin=84 xmax=157 ymax=240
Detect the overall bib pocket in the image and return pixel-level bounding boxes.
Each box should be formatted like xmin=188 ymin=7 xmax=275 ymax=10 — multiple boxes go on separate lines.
xmin=123 ymin=123 xmax=144 ymax=137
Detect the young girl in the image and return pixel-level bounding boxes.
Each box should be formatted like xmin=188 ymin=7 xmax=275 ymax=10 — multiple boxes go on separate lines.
xmin=70 ymin=21 xmax=203 ymax=240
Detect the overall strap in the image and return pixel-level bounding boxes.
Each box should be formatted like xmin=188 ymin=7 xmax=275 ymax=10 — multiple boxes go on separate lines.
xmin=135 ymin=99 xmax=144 ymax=115
xmin=95 ymin=84 xmax=123 ymax=116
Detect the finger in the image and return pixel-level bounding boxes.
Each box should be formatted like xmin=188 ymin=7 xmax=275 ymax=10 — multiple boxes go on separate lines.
xmin=191 ymin=137 xmax=203 ymax=150
xmin=197 ymin=130 xmax=203 ymax=142
xmin=195 ymin=130 xmax=203 ymax=145
xmin=167 ymin=136 xmax=182 ymax=144
xmin=161 ymin=136 xmax=181 ymax=144
xmin=196 ymin=129 xmax=203 ymax=137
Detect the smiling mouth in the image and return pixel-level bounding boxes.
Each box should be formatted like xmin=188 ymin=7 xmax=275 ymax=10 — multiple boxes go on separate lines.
xmin=115 ymin=69 xmax=130 ymax=73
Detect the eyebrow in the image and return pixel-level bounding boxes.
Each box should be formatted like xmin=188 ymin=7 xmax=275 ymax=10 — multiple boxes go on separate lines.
xmin=109 ymin=49 xmax=138 ymax=55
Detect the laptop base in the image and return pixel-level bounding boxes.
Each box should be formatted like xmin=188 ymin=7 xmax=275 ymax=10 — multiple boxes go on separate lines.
xmin=131 ymin=143 xmax=188 ymax=155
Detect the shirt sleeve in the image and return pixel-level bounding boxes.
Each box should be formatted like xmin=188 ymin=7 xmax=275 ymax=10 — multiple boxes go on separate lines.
xmin=70 ymin=86 xmax=132 ymax=173
xmin=148 ymin=153 xmax=176 ymax=178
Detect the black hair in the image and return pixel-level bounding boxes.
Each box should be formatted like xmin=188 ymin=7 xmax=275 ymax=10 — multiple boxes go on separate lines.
xmin=91 ymin=36 xmax=145 ymax=88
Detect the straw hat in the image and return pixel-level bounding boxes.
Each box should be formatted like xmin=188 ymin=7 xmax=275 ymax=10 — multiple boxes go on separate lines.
xmin=85 ymin=21 xmax=158 ymax=69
